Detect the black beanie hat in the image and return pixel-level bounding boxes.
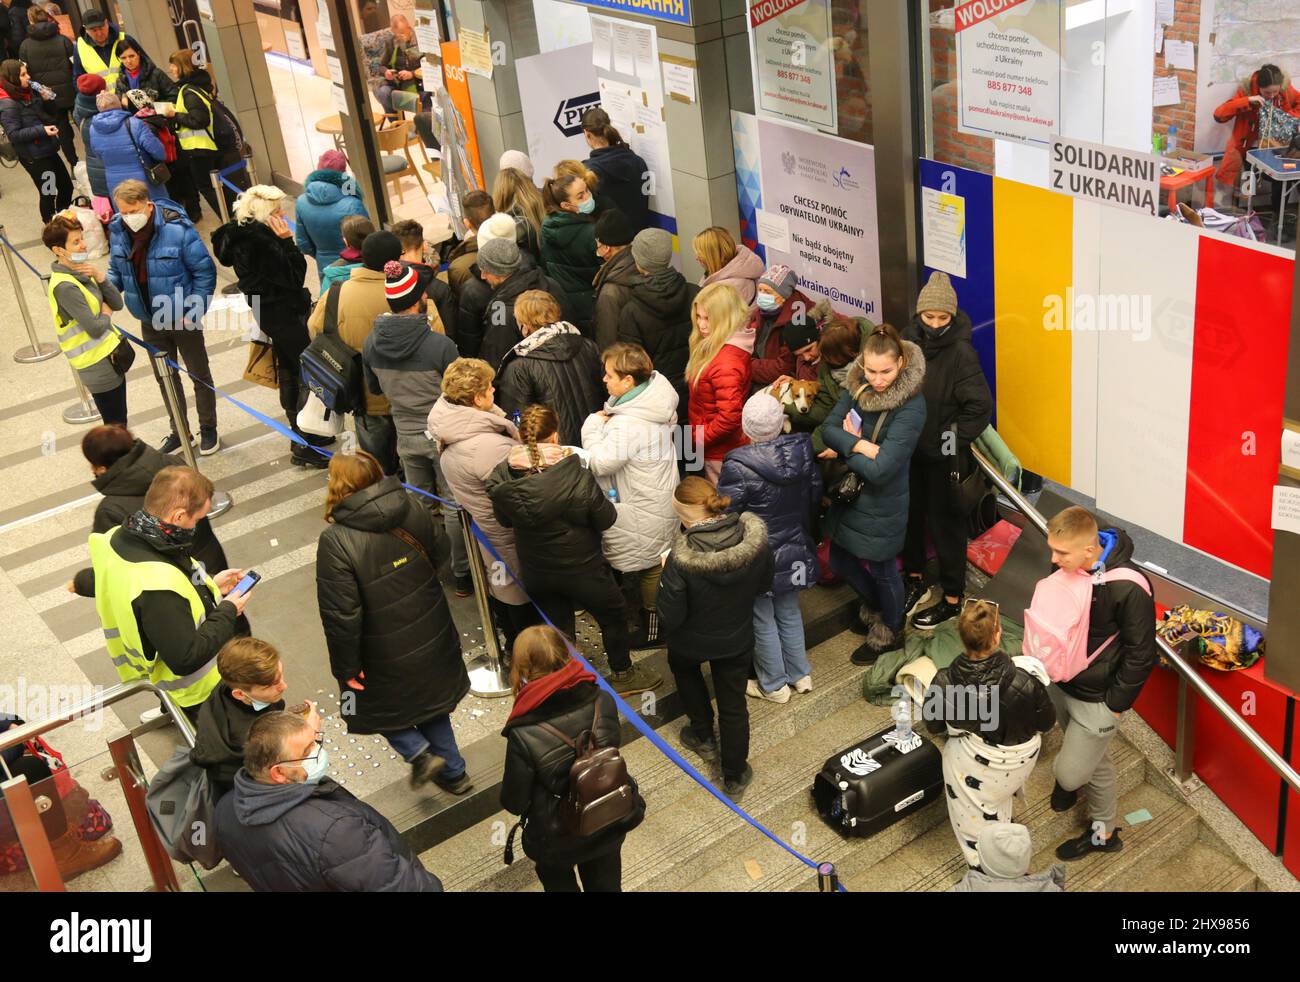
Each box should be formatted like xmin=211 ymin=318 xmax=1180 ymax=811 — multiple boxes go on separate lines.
xmin=362 ymin=230 xmax=403 ymax=271
xmin=594 ymin=208 xmax=635 ymax=248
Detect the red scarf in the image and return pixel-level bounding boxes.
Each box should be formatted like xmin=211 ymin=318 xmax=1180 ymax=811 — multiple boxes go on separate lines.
xmin=507 ymin=658 xmax=596 ymax=722
xmin=0 ymin=82 xmax=32 ymax=103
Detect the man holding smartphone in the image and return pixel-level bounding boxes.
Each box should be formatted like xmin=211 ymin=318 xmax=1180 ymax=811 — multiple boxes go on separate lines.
xmin=87 ymin=466 xmax=252 ymax=724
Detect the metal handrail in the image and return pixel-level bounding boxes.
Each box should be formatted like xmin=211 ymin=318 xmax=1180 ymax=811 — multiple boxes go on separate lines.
xmin=971 ymin=447 xmax=1300 ymax=797
xmin=0 ymin=680 xmax=196 ymax=755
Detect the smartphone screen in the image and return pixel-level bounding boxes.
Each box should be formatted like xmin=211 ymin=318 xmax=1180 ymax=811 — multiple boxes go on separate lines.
xmin=847 ymin=409 xmax=862 ymax=431
xmin=231 ymin=570 xmax=261 ymax=596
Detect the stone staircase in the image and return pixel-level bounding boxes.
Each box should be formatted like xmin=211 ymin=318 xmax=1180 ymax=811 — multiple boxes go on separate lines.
xmin=418 ymin=629 xmax=1266 ymax=893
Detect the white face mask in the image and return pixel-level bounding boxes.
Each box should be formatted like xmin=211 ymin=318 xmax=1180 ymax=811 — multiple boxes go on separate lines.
xmin=122 ymin=211 xmax=150 ymax=232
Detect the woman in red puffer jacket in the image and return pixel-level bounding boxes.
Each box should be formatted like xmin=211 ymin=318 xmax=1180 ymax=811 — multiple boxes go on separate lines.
xmin=1214 ymin=64 xmax=1300 ymax=190
xmin=686 ymin=283 xmax=754 ymax=483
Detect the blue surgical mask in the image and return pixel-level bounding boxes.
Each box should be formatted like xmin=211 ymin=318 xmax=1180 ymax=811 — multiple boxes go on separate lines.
xmin=756 ymin=293 xmax=781 ymax=312
xmin=67 ymin=251 xmax=90 ymax=263
xmin=250 ymin=698 xmax=272 ymax=711
xmin=577 ymin=196 xmax=596 ymax=215
xmin=300 ymin=747 xmax=329 ymax=784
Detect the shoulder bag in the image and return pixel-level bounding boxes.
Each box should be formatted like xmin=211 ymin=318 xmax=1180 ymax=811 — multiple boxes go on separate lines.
xmin=826 ymin=403 xmax=889 ymax=506
xmin=125 ymin=117 xmax=170 ymax=186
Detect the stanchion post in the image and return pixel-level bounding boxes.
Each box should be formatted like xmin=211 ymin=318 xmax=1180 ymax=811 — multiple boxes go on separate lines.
xmin=459 ymin=509 xmax=511 ymax=698
xmin=817 ymin=862 xmax=839 ymax=892
xmin=211 ymin=171 xmax=244 ymax=297
xmin=3 ymin=224 xmax=59 ymax=363
xmin=151 ymin=350 xmax=232 ymax=518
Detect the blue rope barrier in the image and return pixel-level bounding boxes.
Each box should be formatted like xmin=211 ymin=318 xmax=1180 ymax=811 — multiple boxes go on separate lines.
xmin=112 ymin=323 xmax=848 ymax=890
xmin=0 ymin=232 xmax=46 ymax=279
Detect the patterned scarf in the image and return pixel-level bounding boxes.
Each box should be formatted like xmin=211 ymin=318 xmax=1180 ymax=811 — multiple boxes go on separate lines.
xmin=126 ymin=509 xmax=196 ymax=552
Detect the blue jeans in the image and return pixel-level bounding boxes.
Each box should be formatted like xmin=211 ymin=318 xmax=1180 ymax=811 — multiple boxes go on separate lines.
xmin=753 ymin=591 xmax=811 ymax=691
xmin=828 ymin=541 xmax=905 ymax=633
xmin=383 ymin=714 xmax=466 ymax=780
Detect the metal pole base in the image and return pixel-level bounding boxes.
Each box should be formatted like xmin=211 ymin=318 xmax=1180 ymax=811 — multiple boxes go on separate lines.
xmin=208 ymin=490 xmax=233 ymax=519
xmin=14 ymin=343 xmax=60 ymax=363
xmin=466 ymin=651 xmax=512 ymax=698
xmin=62 ymin=400 xmax=101 ymax=425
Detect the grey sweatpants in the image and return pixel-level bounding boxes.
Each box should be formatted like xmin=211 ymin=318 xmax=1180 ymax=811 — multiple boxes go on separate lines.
xmin=1048 ymin=685 xmax=1118 ymax=834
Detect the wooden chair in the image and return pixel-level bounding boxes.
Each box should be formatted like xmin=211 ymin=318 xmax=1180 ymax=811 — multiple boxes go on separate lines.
xmin=374 ymin=118 xmax=428 ymax=204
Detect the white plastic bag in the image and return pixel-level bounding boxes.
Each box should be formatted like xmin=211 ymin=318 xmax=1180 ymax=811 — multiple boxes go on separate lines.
xmin=73 ymin=206 xmax=108 ymax=258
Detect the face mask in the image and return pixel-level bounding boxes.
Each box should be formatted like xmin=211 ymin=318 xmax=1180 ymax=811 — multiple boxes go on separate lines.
xmin=122 ymin=211 xmax=150 ymax=232
xmin=577 ymin=196 xmax=596 ymax=215
xmin=249 ymin=698 xmax=272 ymax=711
xmin=66 ymin=251 xmax=89 ymax=263
xmin=299 ymin=746 xmax=329 ymax=784
xmin=755 ymin=293 xmax=781 ymax=312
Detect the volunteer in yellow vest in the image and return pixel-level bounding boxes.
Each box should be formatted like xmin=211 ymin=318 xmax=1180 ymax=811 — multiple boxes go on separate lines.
xmin=163 ymin=48 xmax=247 ymax=222
xmin=72 ymin=9 xmax=138 ymax=92
xmin=42 ymin=212 xmax=129 ymax=425
xmin=87 ymin=466 xmax=252 ymax=725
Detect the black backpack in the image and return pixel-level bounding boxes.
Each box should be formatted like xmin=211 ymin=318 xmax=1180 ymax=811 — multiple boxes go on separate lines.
xmin=300 ymin=284 xmax=365 ymax=414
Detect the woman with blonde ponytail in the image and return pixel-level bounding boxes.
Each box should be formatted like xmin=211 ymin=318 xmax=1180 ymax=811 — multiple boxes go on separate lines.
xmin=686 ymin=283 xmax=755 ymax=482
xmin=486 ymin=404 xmax=662 ymax=697
xmin=656 ymin=476 xmax=774 ymax=801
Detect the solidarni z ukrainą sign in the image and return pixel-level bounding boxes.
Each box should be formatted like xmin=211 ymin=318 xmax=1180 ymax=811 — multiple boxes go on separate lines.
xmin=1049 ymin=136 xmax=1160 ymax=216
xmin=576 ymin=0 xmax=691 ymax=25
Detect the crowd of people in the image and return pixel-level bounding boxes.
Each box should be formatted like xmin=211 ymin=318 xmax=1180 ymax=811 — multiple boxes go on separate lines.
xmin=6 ymin=64 xmax=1165 ymax=893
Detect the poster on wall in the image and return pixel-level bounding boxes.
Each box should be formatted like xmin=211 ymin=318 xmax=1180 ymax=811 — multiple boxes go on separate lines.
xmin=748 ymin=0 xmax=837 ymax=132
xmin=518 ymin=44 xmax=600 ymax=178
xmin=921 ymin=187 xmax=967 ymax=279
xmin=755 ymin=117 xmax=879 ymax=319
xmin=441 ymin=42 xmax=486 ymax=191
xmin=955 ymin=0 xmax=1062 ymax=147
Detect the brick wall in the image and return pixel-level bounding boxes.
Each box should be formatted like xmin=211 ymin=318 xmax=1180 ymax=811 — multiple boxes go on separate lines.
xmin=929 ymin=0 xmax=995 ymax=174
xmin=1152 ymin=0 xmax=1201 ymax=152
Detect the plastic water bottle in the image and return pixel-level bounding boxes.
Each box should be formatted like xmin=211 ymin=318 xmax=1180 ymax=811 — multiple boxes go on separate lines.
xmin=1166 ymin=125 xmax=1177 ymax=154
xmin=509 ymin=410 xmax=521 ymax=427
xmin=891 ymin=696 xmax=913 ymax=739
xmin=607 ymin=487 xmax=619 ymax=504
xmin=1152 ymin=130 xmax=1164 ymax=154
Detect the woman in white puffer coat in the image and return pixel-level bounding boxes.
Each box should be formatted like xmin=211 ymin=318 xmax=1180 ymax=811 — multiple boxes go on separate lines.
xmin=581 ymin=343 xmax=680 ymax=648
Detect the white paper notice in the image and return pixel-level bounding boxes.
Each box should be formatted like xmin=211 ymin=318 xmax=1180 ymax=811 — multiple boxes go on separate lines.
xmin=1272 ymin=485 xmax=1300 ymax=535
xmin=1156 ymin=0 xmax=1175 ymax=25
xmin=612 ymin=23 xmax=636 ymax=76
xmin=331 ymin=84 xmax=348 ymax=116
xmin=632 ymin=25 xmax=655 ymax=81
xmin=1282 ymin=428 xmax=1300 ymax=473
xmin=591 ymin=18 xmax=612 ymax=71
xmin=598 ymin=77 xmax=636 ymax=127
xmin=1153 ymin=75 xmax=1180 ymax=107
xmin=285 ymin=29 xmax=306 ymax=61
xmin=1154 ymin=22 xmax=1163 ymax=55
xmin=318 ymin=16 xmax=334 ymax=51
xmin=755 ymin=209 xmax=790 ymax=253
xmin=423 ymin=64 xmax=441 ymax=92
xmin=1164 ymin=39 xmax=1194 ymax=71
xmin=921 ymin=187 xmax=967 ymax=280
xmin=326 ymin=55 xmax=344 ymax=86
xmin=415 ymin=20 xmax=440 ymax=54
xmin=662 ymin=60 xmax=695 ymax=103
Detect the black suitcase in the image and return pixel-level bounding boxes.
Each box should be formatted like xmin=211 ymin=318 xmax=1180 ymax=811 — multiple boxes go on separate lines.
xmin=811 ymin=724 xmax=943 ymax=837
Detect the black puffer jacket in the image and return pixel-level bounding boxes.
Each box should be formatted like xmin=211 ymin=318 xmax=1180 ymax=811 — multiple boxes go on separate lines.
xmin=113 ymin=50 xmax=177 ymax=103
xmin=486 ymin=449 xmax=615 ymax=585
xmin=1056 ymin=527 xmax=1157 ymax=713
xmin=314 ymin=477 xmax=467 ymax=734
xmin=214 ymin=772 xmax=442 ymax=892
xmin=501 ymin=680 xmax=630 ymax=864
xmin=211 ymin=218 xmax=312 ymax=343
xmin=591 ymin=247 xmax=642 ymax=351
xmin=190 ymin=682 xmax=283 ymax=798
xmin=902 ymin=308 xmax=992 ymax=461
xmin=0 ymin=80 xmax=58 ymax=161
xmin=494 ymin=324 xmax=604 ymax=446
xmin=19 ymin=21 xmax=75 ymax=110
xmin=925 ymin=650 xmax=1056 ymax=746
xmin=657 ymin=512 xmax=773 ymax=662
xmin=471 ymin=259 xmax=575 ymax=369
xmin=72 ymin=439 xmax=229 ymax=597
xmin=584 ymin=143 xmax=650 ymax=229
xmin=618 ymin=268 xmax=696 ymax=416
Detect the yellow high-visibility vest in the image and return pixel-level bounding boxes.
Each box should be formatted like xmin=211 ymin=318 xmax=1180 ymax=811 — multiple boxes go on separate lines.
xmin=46 ymin=271 xmax=120 ymax=370
xmin=175 ymin=85 xmax=217 ymax=152
xmin=76 ymin=36 xmax=123 ymax=89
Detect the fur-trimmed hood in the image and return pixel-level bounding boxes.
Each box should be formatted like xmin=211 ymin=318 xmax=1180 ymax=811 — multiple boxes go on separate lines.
xmin=669 ymin=512 xmax=768 ymax=584
xmin=844 ymin=339 xmax=926 ymax=412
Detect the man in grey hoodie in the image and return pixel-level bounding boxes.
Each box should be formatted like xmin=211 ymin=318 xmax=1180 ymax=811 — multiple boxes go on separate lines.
xmin=213 ymin=710 xmax=442 ymax=892
xmin=363 ymin=260 xmax=470 ymax=595
xmin=950 ymin=823 xmax=1065 ymax=893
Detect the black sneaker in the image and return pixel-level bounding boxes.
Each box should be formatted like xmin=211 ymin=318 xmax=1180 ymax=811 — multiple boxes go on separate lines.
xmin=679 ymin=724 xmax=717 ymax=758
xmin=1050 ymin=780 xmax=1078 ymax=812
xmin=454 ymin=574 xmax=474 ymax=598
xmin=629 ymin=610 xmax=664 ymax=650
xmin=433 ymin=771 xmax=474 ymax=795
xmin=291 ymin=446 xmax=329 ymax=469
xmin=408 ymin=750 xmax=446 ymax=789
xmin=913 ymin=598 xmax=961 ymax=631
xmin=199 ymin=428 xmax=221 ymax=456
xmin=903 ymin=578 xmax=932 ymax=617
xmin=1055 ymin=826 xmax=1123 ymax=861
xmin=723 ymin=763 xmax=754 ymax=802
xmin=158 ymin=432 xmax=194 ymax=455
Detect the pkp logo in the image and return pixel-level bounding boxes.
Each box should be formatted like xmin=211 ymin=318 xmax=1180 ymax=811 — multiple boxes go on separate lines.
xmin=554 ymin=92 xmax=600 ymax=138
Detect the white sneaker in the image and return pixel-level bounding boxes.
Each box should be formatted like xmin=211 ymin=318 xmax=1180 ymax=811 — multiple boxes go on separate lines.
xmin=745 ymin=679 xmax=791 ymax=704
xmin=139 ymin=706 xmax=165 ymax=724
xmin=793 ymin=675 xmax=813 ymax=693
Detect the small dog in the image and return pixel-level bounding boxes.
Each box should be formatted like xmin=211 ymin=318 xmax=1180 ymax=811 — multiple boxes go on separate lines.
xmin=770 ymin=378 xmax=820 ymax=432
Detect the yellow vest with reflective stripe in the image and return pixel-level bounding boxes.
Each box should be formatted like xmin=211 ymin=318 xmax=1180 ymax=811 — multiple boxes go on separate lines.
xmin=87 ymin=528 xmax=223 ymax=709
xmin=46 ymin=271 xmax=120 ymax=370
xmin=175 ymin=85 xmax=217 ymax=152
xmin=77 ymin=36 xmax=123 ymax=89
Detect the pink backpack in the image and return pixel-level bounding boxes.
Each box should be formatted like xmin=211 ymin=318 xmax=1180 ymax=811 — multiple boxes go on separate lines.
xmin=1023 ymin=566 xmax=1151 ymax=683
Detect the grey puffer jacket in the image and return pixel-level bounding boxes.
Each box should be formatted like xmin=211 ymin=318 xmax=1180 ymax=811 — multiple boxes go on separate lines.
xmin=951 ymin=865 xmax=1065 ymax=892
xmin=363 ymin=311 xmax=459 ymax=439
xmin=425 ymin=397 xmax=528 ymax=605
xmin=580 ymin=371 xmax=680 ymax=572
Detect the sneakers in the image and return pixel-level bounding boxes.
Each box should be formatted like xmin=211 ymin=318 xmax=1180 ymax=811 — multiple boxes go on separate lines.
xmin=291 ymin=444 xmax=329 ymax=469
xmin=913 ymin=597 xmax=961 ymax=631
xmin=745 ymin=679 xmax=791 ymax=704
xmin=903 ymin=578 xmax=933 ymax=617
xmin=138 ymin=706 xmax=166 ymax=725
xmin=850 ymin=622 xmax=901 ymax=666
xmin=679 ymin=724 xmax=718 ymax=758
xmin=607 ymin=663 xmax=662 ymax=697
xmin=454 ymin=574 xmax=474 ymax=598
xmin=157 ymin=432 xmax=195 ymax=455
xmin=408 ymin=749 xmax=446 ymax=789
xmin=628 ymin=610 xmax=664 ymax=650
xmin=1050 ymin=780 xmax=1078 ymax=812
xmin=793 ymin=675 xmax=813 ymax=694
xmin=1055 ymin=825 xmax=1123 ymax=861
xmin=723 ymin=763 xmax=754 ymax=802
xmin=433 ymin=771 xmax=474 ymax=795
xmin=50 ymin=830 xmax=123 ymax=881
xmin=199 ymin=428 xmax=221 ymax=456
